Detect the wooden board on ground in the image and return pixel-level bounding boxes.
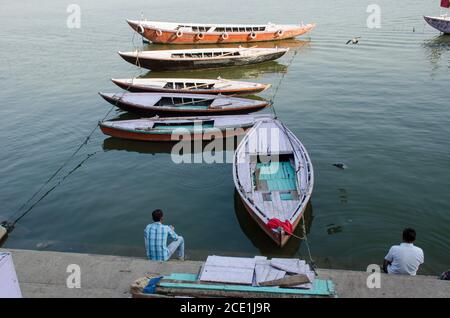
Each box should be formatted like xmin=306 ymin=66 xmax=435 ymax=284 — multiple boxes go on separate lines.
xmin=259 ymin=274 xmax=310 ymax=287
xmin=199 ymin=255 xmax=256 ymax=285
xmin=254 ymin=260 xmax=286 ymax=285
xmin=270 ymin=258 xmax=306 ymax=274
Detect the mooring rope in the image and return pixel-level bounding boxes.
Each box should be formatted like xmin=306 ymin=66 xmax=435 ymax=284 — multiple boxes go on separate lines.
xmin=1 ymin=32 xmax=146 ymax=234
xmin=292 ymin=215 xmax=317 ymax=276
xmin=268 ymin=48 xmax=299 ymax=119
xmin=264 ymin=47 xmax=318 ymax=273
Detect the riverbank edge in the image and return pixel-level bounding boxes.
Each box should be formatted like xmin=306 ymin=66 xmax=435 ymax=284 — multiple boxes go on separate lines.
xmin=1 ymin=248 xmax=448 ymax=298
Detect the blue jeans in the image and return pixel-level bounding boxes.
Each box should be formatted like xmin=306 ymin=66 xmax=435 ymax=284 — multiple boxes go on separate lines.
xmin=167 ymin=236 xmax=184 ymax=260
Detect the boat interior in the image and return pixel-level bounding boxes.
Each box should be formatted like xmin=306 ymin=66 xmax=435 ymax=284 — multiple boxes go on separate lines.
xmin=154 ymin=97 xmax=215 ymax=108
xmin=163 ymin=82 xmax=214 ymax=89
xmin=177 ymin=25 xmax=267 ymax=33
xmin=152 ymin=120 xmax=215 ymax=130
xmin=171 ymin=51 xmax=241 ymax=59
xmin=250 ymin=154 xmax=300 ymax=221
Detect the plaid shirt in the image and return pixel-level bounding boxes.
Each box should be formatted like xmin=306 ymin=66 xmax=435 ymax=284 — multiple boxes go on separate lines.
xmin=144 ymin=222 xmax=178 ymax=261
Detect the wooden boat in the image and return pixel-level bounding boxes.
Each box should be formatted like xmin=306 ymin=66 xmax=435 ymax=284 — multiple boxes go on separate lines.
xmin=424 ymin=15 xmax=450 ymax=34
xmin=118 ymin=47 xmax=289 ymax=71
xmin=98 ymin=92 xmax=269 ymax=116
xmin=99 ymin=115 xmax=257 ymax=142
xmin=233 ymin=118 xmax=314 ymax=247
xmin=424 ymin=1 xmax=450 ymax=33
xmin=126 ymin=20 xmax=315 ymax=44
xmin=111 ymin=78 xmax=271 ymax=95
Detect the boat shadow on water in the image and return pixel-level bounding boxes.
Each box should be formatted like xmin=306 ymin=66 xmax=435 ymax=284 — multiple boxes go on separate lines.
xmin=137 ymin=60 xmax=288 ymax=80
xmin=233 ymin=190 xmax=314 ymax=257
xmin=423 ymin=34 xmax=450 ymax=71
xmin=143 ymin=38 xmax=312 ymax=51
xmin=102 ymin=136 xmax=242 ymax=156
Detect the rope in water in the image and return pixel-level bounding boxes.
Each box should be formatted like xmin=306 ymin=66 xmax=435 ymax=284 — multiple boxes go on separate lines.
xmin=1 ymin=31 xmax=145 ymax=234
xmin=268 ymin=49 xmax=299 ymax=119
xmin=265 ymin=48 xmax=317 ymax=273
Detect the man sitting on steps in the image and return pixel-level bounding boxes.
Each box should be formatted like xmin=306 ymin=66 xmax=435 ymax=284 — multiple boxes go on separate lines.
xmin=144 ymin=209 xmax=185 ymax=261
xmin=383 ymin=228 xmax=424 ymax=276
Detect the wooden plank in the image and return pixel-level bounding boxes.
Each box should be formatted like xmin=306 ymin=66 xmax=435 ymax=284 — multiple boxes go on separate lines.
xmin=157 ymin=279 xmax=335 ymax=297
xmin=199 ymin=256 xmax=255 ymax=285
xmin=255 ymin=263 xmax=285 ymax=285
xmin=259 ymin=274 xmax=310 ymax=287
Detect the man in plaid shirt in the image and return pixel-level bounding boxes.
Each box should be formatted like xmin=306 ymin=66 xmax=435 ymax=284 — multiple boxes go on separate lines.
xmin=144 ymin=209 xmax=185 ymax=261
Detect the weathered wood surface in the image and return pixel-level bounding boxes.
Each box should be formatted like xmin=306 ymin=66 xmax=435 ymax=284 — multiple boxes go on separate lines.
xmin=259 ymin=274 xmax=310 ymax=287
xmin=199 ymin=256 xmax=256 ymax=285
xmin=254 ymin=259 xmax=286 ymax=285
xmin=270 ymin=258 xmax=305 ymax=274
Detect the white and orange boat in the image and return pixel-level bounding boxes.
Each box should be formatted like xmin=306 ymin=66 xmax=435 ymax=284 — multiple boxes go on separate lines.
xmin=127 ymin=20 xmax=315 ymax=44
xmin=233 ymin=119 xmax=314 ymax=247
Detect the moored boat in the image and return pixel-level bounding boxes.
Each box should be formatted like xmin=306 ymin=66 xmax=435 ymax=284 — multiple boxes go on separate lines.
xmin=118 ymin=47 xmax=289 ymax=71
xmin=111 ymin=78 xmax=271 ymax=95
xmin=99 ymin=115 xmax=257 ymax=142
xmin=424 ymin=0 xmax=450 ymax=33
xmin=127 ymin=20 xmax=315 ymax=44
xmin=99 ymin=92 xmax=269 ymax=116
xmin=233 ymin=118 xmax=314 ymax=247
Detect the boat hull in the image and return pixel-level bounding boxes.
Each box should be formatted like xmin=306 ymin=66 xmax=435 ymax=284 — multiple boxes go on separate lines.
xmin=238 ymin=194 xmax=307 ymax=247
xmin=119 ymin=51 xmax=287 ymax=71
xmin=128 ymin=21 xmax=315 ymax=44
xmin=100 ymin=93 xmax=268 ymax=116
xmin=424 ymin=16 xmax=450 ymax=34
xmin=100 ymin=125 xmax=250 ymax=142
xmin=111 ymin=79 xmax=269 ymax=95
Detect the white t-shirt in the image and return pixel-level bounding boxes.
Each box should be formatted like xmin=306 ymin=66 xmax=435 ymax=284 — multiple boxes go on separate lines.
xmin=385 ymin=243 xmax=424 ymax=276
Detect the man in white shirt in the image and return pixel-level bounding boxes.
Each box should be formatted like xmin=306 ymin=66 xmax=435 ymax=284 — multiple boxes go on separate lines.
xmin=383 ymin=228 xmax=424 ymax=276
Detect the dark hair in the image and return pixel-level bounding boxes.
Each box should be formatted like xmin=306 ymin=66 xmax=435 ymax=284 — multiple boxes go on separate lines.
xmin=152 ymin=209 xmax=163 ymax=222
xmin=403 ymin=228 xmax=416 ymax=242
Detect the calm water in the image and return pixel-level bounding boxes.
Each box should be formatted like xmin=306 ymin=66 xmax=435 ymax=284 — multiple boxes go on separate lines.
xmin=1 ymin=0 xmax=449 ymax=274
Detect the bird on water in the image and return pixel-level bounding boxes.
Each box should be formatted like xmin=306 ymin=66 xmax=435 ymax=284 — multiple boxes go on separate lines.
xmin=346 ymin=37 xmax=361 ymax=45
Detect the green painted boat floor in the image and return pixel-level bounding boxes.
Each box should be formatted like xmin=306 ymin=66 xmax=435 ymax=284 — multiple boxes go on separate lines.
xmin=161 ymin=273 xmax=335 ymax=296
xmin=256 ymin=161 xmax=297 ymax=193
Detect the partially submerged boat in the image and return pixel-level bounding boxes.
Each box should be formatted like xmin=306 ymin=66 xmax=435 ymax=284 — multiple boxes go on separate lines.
xmin=127 ymin=20 xmax=315 ymax=44
xmin=118 ymin=47 xmax=289 ymax=71
xmin=424 ymin=0 xmax=450 ymax=33
xmin=111 ymin=78 xmax=271 ymax=95
xmin=233 ymin=118 xmax=314 ymax=247
xmin=99 ymin=92 xmax=269 ymax=116
xmin=100 ymin=115 xmax=257 ymax=142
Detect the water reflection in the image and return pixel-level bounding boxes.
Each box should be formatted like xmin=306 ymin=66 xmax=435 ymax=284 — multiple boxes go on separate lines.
xmin=233 ymin=190 xmax=314 ymax=257
xmin=102 ymin=136 xmax=242 ymax=156
xmin=143 ymin=38 xmax=312 ymax=51
xmin=137 ymin=61 xmax=288 ymax=80
xmin=423 ymin=35 xmax=450 ymax=73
